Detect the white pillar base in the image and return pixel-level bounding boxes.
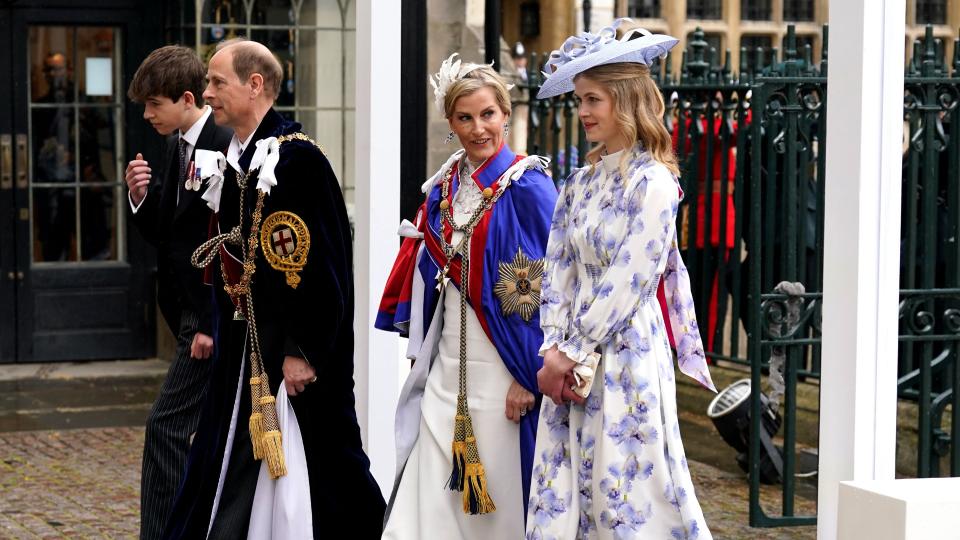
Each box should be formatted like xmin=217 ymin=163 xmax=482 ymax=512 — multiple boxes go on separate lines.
xmin=838 ymin=478 xmax=960 ymax=540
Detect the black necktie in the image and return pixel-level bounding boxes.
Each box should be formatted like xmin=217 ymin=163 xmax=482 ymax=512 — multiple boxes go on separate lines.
xmin=177 ymin=136 xmax=187 ymax=205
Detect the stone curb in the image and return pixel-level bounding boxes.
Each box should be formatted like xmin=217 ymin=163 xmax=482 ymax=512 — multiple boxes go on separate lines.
xmin=0 ymin=359 xmax=170 ymax=383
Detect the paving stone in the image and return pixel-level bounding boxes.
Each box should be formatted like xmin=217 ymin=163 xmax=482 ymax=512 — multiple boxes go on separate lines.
xmin=0 ymin=428 xmax=142 ymax=538
xmin=690 ymin=460 xmax=817 ymax=539
xmin=0 ymin=426 xmax=817 ymax=538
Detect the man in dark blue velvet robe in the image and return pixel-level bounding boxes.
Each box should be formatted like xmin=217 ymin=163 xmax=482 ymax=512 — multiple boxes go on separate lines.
xmin=163 ymin=38 xmax=384 ymax=540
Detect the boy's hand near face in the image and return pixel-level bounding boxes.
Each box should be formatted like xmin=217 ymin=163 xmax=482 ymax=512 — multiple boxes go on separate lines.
xmin=125 ymin=152 xmax=152 ymax=205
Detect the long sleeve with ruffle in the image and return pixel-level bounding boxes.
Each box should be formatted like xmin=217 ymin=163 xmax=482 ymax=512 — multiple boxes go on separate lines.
xmin=540 ymin=163 xmax=680 ymax=365
xmin=538 ymin=171 xmax=581 ymax=354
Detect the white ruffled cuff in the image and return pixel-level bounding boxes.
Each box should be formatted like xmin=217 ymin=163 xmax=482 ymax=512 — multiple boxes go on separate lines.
xmin=557 ymin=332 xmax=599 ymax=366
xmin=539 ymin=326 xmax=566 ymax=356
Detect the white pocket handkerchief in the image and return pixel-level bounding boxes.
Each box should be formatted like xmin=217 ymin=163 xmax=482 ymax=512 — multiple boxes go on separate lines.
xmin=195 ymin=149 xmax=227 ymax=212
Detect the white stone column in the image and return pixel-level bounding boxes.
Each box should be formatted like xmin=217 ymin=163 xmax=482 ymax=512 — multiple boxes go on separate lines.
xmin=819 ymin=0 xmax=905 ymax=538
xmin=354 ymin=0 xmax=402 ymax=496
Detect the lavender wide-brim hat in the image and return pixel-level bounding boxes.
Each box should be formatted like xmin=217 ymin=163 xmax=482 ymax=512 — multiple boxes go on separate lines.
xmin=537 ymin=18 xmax=678 ymax=99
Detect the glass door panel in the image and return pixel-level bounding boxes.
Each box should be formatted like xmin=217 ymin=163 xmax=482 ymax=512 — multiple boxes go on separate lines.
xmin=28 ymin=25 xmax=124 ymax=264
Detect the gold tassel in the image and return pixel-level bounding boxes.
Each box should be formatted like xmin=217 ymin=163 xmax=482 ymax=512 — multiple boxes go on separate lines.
xmin=444 ymin=248 xmax=496 ymax=515
xmin=248 ymin=412 xmax=265 ymax=460
xmin=463 ymin=462 xmax=496 ymax=515
xmin=448 ymin=439 xmax=467 ymax=491
xmin=261 ymin=430 xmax=287 ymax=479
xmin=258 ymin=393 xmax=286 ymax=479
xmin=447 ymin=409 xmax=467 ymax=491
xmin=248 ymin=376 xmax=265 ymax=460
xmin=258 ymin=376 xmax=274 ymax=416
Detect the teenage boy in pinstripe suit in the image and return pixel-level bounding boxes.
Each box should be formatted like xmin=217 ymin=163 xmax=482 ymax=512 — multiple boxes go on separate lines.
xmin=124 ymin=45 xmax=233 ymax=540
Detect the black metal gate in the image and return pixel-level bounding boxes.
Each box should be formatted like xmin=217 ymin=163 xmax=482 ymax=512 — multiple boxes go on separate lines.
xmin=517 ymin=23 xmax=960 ymax=528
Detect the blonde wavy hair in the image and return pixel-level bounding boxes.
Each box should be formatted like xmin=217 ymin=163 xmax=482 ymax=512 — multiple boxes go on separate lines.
xmin=575 ymin=62 xmax=679 ymax=176
xmin=442 ymin=64 xmax=513 ymax=119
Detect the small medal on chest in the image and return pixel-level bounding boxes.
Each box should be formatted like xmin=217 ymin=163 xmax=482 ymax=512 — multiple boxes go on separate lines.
xmin=184 ymin=161 xmax=202 ymax=191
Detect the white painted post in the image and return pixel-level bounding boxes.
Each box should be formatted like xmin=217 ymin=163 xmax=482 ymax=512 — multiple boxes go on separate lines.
xmin=354 ymin=0 xmax=402 ymax=497
xmin=819 ymin=0 xmax=905 ymax=538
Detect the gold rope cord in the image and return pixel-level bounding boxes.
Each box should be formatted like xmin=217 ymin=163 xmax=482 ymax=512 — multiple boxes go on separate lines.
xmin=438 ymin=161 xmax=510 ymax=515
xmin=240 ymin=190 xmax=286 ymax=479
xmin=190 ymin=132 xmax=322 ymax=480
xmin=236 ymin=132 xmax=324 ymax=477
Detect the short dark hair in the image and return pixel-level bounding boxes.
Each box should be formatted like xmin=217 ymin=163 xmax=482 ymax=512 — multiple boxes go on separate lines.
xmin=216 ymin=38 xmax=283 ymax=99
xmin=127 ymin=46 xmax=205 ymax=106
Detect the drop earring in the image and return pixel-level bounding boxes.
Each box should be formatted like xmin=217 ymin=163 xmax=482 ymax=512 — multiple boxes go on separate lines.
xmin=504 ymin=122 xmax=511 ymax=136
xmin=445 ymin=131 xmax=455 ymax=144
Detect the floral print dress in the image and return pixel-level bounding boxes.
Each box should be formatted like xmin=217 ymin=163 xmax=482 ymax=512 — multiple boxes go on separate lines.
xmin=526 ymin=147 xmax=716 ymax=540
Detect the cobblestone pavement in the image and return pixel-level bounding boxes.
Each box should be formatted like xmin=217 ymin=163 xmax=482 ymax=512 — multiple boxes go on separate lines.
xmin=691 ymin=459 xmax=817 ymax=540
xmin=0 ymin=427 xmax=816 ymax=539
xmin=0 ymin=428 xmax=142 ymax=539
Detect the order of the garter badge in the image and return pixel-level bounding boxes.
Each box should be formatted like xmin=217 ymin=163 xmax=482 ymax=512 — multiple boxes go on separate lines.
xmin=260 ymin=211 xmax=310 ymax=289
xmin=494 ymin=249 xmax=543 ymax=322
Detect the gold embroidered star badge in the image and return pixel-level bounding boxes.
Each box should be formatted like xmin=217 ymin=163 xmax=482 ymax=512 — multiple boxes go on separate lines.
xmin=494 ymin=249 xmax=544 ymax=322
xmin=260 ymin=211 xmax=310 ymax=289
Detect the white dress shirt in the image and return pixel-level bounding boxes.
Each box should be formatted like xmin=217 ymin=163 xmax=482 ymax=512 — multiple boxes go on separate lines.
xmin=225 ymin=119 xmax=263 ymax=175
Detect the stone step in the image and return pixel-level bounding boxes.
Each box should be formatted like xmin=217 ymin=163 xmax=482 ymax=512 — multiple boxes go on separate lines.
xmin=0 ymin=363 xmax=165 ymax=433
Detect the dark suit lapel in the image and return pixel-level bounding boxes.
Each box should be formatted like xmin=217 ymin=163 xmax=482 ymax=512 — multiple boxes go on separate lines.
xmin=159 ymin=134 xmax=180 ymax=226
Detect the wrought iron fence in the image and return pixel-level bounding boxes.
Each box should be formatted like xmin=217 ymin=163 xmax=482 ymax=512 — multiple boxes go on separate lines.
xmin=516 ymin=24 xmax=960 ymax=528
xmin=900 ymin=27 xmax=960 ymax=479
xmin=745 ymin=27 xmax=826 ymax=527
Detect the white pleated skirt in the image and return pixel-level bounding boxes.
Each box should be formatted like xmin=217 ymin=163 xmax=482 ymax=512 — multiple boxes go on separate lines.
xmin=383 ymin=287 xmax=525 ymax=540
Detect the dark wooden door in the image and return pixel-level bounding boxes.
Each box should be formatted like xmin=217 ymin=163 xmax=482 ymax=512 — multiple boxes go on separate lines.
xmin=0 ymin=0 xmax=163 ymax=362
xmin=0 ymin=4 xmax=16 ymax=362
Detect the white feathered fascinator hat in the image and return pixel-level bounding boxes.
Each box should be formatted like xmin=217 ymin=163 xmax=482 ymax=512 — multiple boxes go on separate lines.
xmin=429 ymin=53 xmax=514 ymax=116
xmin=537 ymin=18 xmax=678 ymax=99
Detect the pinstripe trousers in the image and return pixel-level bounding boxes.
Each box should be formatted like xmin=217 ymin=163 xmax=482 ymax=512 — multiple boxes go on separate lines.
xmin=140 ymin=309 xmax=212 ymax=540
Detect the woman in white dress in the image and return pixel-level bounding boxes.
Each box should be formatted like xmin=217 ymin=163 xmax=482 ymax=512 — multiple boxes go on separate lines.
xmin=527 ymin=19 xmax=718 ymax=540
xmin=376 ymin=55 xmax=559 ymax=539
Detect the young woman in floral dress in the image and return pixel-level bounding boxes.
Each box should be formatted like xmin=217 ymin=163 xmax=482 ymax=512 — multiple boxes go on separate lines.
xmin=527 ymin=19 xmax=718 ymax=540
